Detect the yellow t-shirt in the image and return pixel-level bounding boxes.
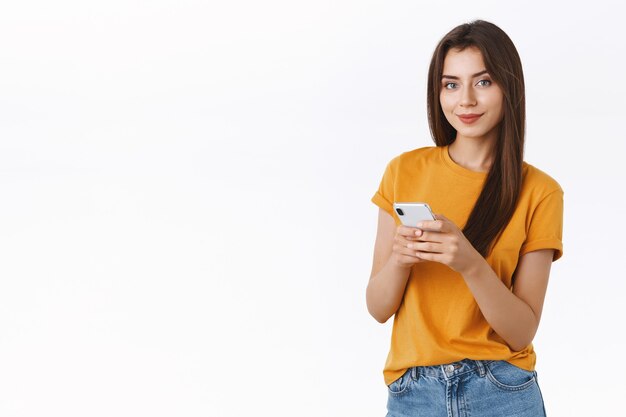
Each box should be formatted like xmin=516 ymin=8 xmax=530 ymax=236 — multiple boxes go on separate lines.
xmin=371 ymin=145 xmax=564 ymax=386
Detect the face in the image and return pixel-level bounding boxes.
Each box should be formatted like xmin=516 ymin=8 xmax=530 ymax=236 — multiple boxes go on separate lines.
xmin=439 ymin=46 xmax=504 ymax=143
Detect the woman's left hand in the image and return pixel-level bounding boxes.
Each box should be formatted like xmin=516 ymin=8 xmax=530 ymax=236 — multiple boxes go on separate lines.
xmin=406 ymin=213 xmax=484 ymax=274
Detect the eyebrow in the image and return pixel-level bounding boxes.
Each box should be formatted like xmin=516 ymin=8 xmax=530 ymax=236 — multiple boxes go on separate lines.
xmin=441 ymin=70 xmax=489 ymax=80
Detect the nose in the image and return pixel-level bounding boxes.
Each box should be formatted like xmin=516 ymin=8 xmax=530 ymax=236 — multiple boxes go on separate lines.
xmin=460 ymin=86 xmax=477 ymax=107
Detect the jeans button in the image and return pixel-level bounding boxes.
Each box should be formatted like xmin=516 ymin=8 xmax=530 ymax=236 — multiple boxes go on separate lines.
xmin=446 ymin=365 xmax=455 ymax=373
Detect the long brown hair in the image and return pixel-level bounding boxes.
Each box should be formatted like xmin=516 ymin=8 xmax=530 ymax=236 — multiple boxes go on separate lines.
xmin=427 ymin=20 xmax=525 ymax=257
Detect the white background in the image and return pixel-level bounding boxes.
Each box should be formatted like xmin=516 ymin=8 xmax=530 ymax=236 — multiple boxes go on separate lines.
xmin=0 ymin=1 xmax=624 ymax=416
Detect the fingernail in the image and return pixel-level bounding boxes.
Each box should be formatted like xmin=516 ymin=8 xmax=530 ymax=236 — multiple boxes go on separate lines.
xmin=407 ymin=243 xmax=413 ymax=248
xmin=415 ymin=229 xmax=422 ymax=236
xmin=415 ymin=223 xmax=423 ymax=228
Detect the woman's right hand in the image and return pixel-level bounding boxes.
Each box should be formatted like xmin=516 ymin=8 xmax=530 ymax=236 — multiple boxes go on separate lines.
xmin=391 ymin=226 xmax=426 ymax=268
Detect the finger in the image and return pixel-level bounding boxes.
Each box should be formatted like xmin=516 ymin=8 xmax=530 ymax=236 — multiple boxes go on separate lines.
xmin=414 ymin=219 xmax=445 ymax=232
xmin=393 ymin=242 xmax=425 ymax=259
xmin=395 ymin=234 xmax=422 ymax=249
xmin=406 ymin=241 xmax=444 ymax=253
xmin=414 ymin=230 xmax=445 ymax=243
xmin=434 ymin=213 xmax=449 ymax=221
xmin=397 ymin=226 xmax=424 ymax=238
xmin=414 ymin=251 xmax=440 ymax=262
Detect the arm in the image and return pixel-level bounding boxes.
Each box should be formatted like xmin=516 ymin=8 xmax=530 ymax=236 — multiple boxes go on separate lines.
xmin=366 ymin=208 xmax=425 ymax=323
xmin=408 ymin=214 xmax=554 ymax=351
xmin=461 ymin=249 xmax=553 ymax=351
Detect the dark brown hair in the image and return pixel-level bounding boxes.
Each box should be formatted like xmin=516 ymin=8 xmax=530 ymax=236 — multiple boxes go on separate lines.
xmin=427 ymin=20 xmax=525 ymax=257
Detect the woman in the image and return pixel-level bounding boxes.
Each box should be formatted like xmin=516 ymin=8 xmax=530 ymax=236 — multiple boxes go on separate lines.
xmin=367 ymin=20 xmax=563 ymax=416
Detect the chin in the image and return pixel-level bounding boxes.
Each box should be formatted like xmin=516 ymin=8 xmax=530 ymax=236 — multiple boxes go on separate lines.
xmin=454 ymin=124 xmax=497 ymax=138
xmin=454 ymin=127 xmax=487 ymax=136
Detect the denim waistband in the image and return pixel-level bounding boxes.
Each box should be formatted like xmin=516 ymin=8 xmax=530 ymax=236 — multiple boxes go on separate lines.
xmin=407 ymin=358 xmax=495 ymax=381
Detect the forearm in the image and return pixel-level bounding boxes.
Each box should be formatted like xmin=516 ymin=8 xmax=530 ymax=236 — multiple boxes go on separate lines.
xmin=366 ymin=260 xmax=412 ymax=323
xmin=462 ymin=260 xmax=539 ymax=351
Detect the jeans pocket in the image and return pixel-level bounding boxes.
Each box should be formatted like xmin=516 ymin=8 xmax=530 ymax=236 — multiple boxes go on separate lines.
xmin=387 ymin=368 xmax=414 ymax=396
xmin=485 ymin=361 xmax=537 ymax=392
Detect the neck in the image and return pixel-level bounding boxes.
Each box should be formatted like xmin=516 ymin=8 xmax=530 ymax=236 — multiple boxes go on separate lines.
xmin=447 ymin=136 xmax=495 ymax=173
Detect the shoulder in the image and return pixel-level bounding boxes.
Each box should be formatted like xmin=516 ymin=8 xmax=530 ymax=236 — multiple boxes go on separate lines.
xmin=521 ymin=162 xmax=564 ymax=200
xmin=385 ymin=146 xmax=439 ymax=169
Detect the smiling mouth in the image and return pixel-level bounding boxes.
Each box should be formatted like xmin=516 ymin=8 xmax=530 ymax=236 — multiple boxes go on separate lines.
xmin=457 ymin=114 xmax=482 ymax=124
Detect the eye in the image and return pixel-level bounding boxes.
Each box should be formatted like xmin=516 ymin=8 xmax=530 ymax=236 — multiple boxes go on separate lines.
xmin=443 ymin=82 xmax=457 ymax=89
xmin=477 ymin=79 xmax=492 ymax=87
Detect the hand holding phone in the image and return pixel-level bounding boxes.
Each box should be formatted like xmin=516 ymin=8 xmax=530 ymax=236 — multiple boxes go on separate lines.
xmin=387 ymin=202 xmax=435 ymax=268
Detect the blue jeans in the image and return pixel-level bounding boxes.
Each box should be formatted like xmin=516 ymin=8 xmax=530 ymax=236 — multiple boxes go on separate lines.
xmin=386 ymin=359 xmax=547 ymax=417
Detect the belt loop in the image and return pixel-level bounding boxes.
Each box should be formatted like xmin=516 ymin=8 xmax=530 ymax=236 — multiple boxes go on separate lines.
xmin=476 ymin=360 xmax=486 ymax=377
xmin=411 ymin=366 xmax=419 ymax=381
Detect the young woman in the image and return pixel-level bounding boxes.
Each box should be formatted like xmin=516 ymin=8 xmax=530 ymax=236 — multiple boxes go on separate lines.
xmin=367 ymin=20 xmax=563 ymax=416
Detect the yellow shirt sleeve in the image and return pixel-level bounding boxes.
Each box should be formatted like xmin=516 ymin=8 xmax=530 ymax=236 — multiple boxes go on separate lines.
xmin=520 ymin=189 xmax=564 ymax=261
xmin=371 ymin=157 xmax=396 ymax=218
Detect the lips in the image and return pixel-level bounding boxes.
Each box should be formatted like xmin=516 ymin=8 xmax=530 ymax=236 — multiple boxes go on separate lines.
xmin=457 ymin=113 xmax=482 ymax=124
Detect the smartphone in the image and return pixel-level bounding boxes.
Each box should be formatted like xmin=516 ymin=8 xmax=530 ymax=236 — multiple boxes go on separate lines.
xmin=393 ymin=202 xmax=436 ymax=227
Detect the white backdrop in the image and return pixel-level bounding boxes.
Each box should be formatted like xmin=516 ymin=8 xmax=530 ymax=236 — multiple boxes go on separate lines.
xmin=1 ymin=1 xmax=624 ymax=416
